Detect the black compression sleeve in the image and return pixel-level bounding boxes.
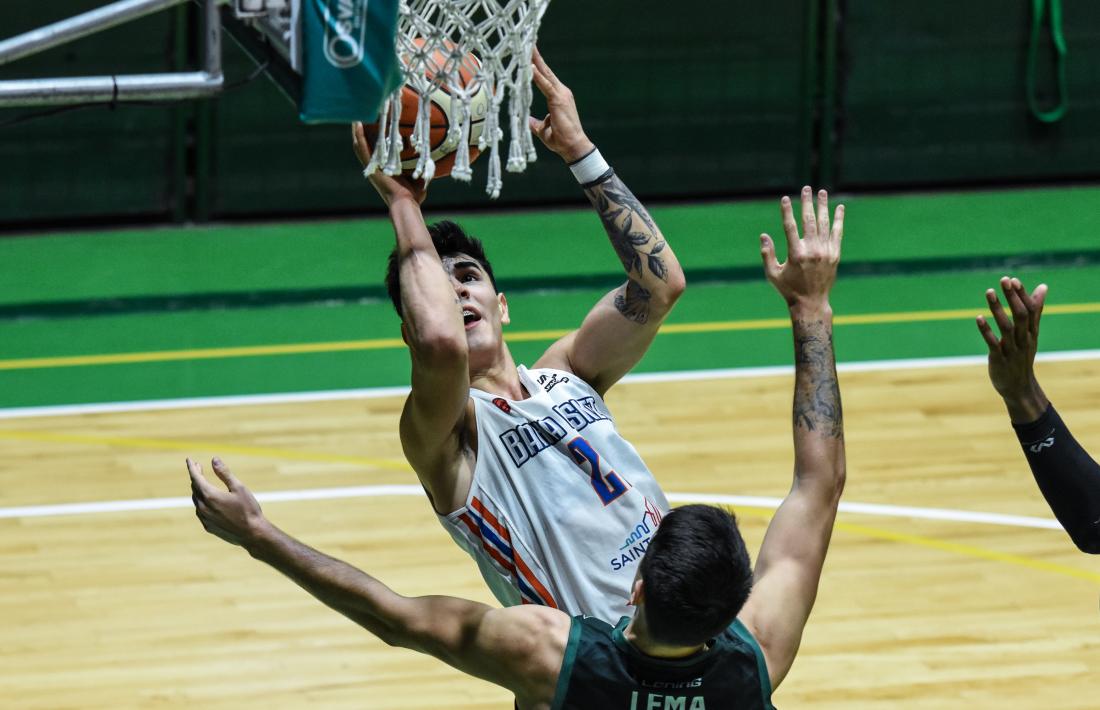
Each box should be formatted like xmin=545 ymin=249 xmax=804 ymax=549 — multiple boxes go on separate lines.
xmin=1013 ymin=404 xmax=1100 ymax=553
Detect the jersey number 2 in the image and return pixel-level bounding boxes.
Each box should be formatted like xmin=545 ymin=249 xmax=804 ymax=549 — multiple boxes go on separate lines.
xmin=567 ymin=437 xmax=629 ymax=505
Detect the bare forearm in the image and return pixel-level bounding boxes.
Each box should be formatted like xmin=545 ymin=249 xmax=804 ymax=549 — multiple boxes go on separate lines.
xmin=387 ymin=201 xmax=465 ymax=348
xmin=245 ymin=521 xmax=410 ymax=646
xmin=790 ymin=305 xmax=845 ymax=482
xmin=389 ymin=198 xmax=435 ymax=257
xmin=583 ymin=174 xmax=685 ymax=323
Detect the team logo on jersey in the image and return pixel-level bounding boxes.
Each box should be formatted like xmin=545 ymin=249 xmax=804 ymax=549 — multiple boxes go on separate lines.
xmin=497 ymin=396 xmax=610 ymax=468
xmin=640 ymin=678 xmax=704 ymax=690
xmin=610 ymin=498 xmax=665 ymax=571
xmin=492 ymin=397 xmax=512 ymax=414
xmin=537 ymin=372 xmax=570 ymax=391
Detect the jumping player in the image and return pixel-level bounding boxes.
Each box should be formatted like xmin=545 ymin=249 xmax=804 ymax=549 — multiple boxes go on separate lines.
xmin=353 ymin=49 xmax=685 ymax=622
xmin=977 ymin=276 xmax=1100 ymax=553
xmin=186 ymin=185 xmax=847 ymax=707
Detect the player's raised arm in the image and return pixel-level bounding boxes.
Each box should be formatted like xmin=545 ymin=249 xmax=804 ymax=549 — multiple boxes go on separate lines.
xmin=353 ymin=124 xmax=472 ymax=514
xmin=977 ymin=277 xmax=1100 ymax=553
xmin=527 ymin=49 xmax=686 ymax=396
xmin=187 ymin=457 xmax=569 ymax=707
xmin=737 ymin=187 xmax=846 ymax=690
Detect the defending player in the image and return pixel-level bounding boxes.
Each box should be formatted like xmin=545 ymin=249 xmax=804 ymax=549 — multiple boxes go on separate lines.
xmin=186 ymin=186 xmax=847 ymax=707
xmin=353 ymin=49 xmax=685 ymax=622
xmin=977 ymin=276 xmax=1100 ymax=553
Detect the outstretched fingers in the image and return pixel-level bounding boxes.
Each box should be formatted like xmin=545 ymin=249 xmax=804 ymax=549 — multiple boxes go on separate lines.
xmin=1000 ymin=277 xmax=1031 ymax=350
xmin=1013 ymin=279 xmax=1048 ymax=337
xmin=529 ymin=47 xmax=558 ymax=96
xmin=985 ymin=288 xmax=1016 ymax=353
xmin=760 ymin=233 xmax=782 ymax=282
xmin=815 ymin=189 xmax=830 ymax=239
xmin=351 ymin=122 xmax=373 ymax=166
xmin=830 ymin=204 xmax=845 ymax=245
xmin=800 ymin=186 xmax=816 ymax=238
xmin=186 ymin=458 xmax=213 ymax=496
xmin=780 ymin=195 xmax=801 ymax=256
xmin=975 ymin=315 xmax=1001 ymax=352
xmin=210 ymin=457 xmax=241 ymax=492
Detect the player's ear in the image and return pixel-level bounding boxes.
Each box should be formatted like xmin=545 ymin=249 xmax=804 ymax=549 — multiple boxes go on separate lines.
xmin=629 ymin=577 xmax=644 ymax=607
xmin=498 ymin=293 xmax=510 ymax=326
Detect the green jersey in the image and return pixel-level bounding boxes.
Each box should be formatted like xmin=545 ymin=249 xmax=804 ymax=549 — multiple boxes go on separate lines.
xmin=551 ymin=616 xmax=775 ymax=710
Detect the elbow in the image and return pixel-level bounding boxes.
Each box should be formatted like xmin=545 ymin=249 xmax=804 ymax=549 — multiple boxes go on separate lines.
xmin=650 ymin=270 xmax=686 ymax=313
xmin=664 ymin=268 xmax=687 ymax=303
xmin=822 ymin=464 xmax=846 ymax=505
xmin=833 ymin=466 xmax=847 ymax=501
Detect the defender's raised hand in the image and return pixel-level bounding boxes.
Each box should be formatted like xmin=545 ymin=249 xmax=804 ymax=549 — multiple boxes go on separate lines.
xmin=528 ymin=47 xmax=595 ymax=163
xmin=760 ymin=187 xmax=844 ymax=309
xmin=187 ymin=457 xmax=268 ymax=548
xmin=976 ymin=277 xmax=1050 ymax=422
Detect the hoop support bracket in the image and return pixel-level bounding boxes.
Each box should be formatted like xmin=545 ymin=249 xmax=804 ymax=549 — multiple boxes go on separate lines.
xmin=0 ymin=0 xmax=225 ymax=107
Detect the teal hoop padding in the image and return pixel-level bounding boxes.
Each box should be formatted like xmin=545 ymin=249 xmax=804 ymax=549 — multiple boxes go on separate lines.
xmin=1026 ymin=0 xmax=1068 ymax=123
xmin=299 ymin=0 xmax=402 ymax=124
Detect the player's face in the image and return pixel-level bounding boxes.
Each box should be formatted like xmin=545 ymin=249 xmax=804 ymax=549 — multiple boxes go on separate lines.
xmin=442 ymin=253 xmax=508 ymax=355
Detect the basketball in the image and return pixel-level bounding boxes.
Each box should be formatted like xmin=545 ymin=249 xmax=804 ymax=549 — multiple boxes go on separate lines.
xmin=363 ymin=42 xmax=490 ymax=179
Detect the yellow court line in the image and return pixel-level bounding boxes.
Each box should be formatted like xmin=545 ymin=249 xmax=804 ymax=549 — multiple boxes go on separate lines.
xmin=2 ymin=301 xmax=1098 ymax=372
xmin=0 ymin=430 xmax=411 ymax=473
xmin=0 ymin=338 xmax=406 ymax=371
xmin=836 ymin=520 xmax=1100 ymax=584
xmin=727 ymin=506 xmax=1100 ymax=584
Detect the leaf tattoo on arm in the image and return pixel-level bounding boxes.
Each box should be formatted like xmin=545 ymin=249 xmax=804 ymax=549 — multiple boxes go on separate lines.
xmin=587 ymin=176 xmax=667 ymax=283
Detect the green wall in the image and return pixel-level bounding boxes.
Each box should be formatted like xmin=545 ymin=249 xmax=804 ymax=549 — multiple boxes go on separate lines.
xmin=1 ymin=1 xmax=1098 ymax=228
xmin=836 ymin=1 xmax=1100 ymax=188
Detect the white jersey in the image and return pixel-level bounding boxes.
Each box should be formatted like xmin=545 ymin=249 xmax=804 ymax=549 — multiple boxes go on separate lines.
xmin=439 ymin=366 xmax=670 ymax=623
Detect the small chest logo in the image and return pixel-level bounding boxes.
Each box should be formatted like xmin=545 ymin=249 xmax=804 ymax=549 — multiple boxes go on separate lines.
xmin=492 ymin=397 xmax=512 ymax=414
xmin=537 ymin=373 xmax=570 ymax=392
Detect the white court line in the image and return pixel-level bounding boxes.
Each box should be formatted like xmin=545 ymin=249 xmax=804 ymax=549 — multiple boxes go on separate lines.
xmin=3 ymin=349 xmax=1100 ymax=421
xmin=0 ymin=485 xmax=1063 ymax=531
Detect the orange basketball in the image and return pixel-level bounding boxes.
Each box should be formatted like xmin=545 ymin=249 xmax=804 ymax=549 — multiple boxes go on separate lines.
xmin=363 ymin=41 xmax=489 ymax=178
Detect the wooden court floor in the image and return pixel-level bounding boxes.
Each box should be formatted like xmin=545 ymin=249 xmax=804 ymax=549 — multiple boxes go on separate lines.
xmin=2 ymin=359 xmax=1099 ymax=708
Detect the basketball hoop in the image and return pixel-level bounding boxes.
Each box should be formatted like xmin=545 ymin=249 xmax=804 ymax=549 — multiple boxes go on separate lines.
xmin=364 ymin=0 xmax=552 ymax=198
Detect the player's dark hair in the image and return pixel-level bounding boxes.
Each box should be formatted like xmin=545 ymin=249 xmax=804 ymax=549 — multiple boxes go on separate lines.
xmin=638 ymin=505 xmax=753 ymax=647
xmin=385 ymin=220 xmax=498 ymax=318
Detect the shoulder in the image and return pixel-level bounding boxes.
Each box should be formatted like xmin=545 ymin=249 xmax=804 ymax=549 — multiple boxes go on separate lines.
xmin=725 ymin=618 xmax=775 ymax=703
xmin=486 ymin=606 xmax=575 ymax=706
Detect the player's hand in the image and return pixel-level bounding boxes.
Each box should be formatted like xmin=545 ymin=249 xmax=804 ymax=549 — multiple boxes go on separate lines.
xmin=528 ymin=47 xmax=595 ymax=163
xmin=760 ymin=186 xmax=844 ymax=311
xmin=187 ymin=457 xmax=268 ymax=548
xmin=976 ymin=277 xmax=1050 ymax=422
xmin=352 ymin=122 xmax=427 ymax=207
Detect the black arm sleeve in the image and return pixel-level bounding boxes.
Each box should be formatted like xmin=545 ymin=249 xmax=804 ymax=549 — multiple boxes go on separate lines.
xmin=1013 ymin=404 xmax=1100 ymax=553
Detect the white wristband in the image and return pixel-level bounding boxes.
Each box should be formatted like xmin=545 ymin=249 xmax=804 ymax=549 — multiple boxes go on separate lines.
xmin=568 ymin=148 xmax=610 ymax=185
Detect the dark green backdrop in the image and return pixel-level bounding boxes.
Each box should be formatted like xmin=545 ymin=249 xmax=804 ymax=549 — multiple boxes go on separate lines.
xmin=1 ymin=1 xmax=1098 ymax=227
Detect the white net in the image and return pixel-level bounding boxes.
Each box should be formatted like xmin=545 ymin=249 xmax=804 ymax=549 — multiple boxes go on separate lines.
xmin=364 ymin=0 xmax=552 ymax=198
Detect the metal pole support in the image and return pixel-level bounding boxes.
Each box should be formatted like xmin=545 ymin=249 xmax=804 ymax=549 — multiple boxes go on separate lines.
xmin=0 ymin=0 xmax=225 ymax=107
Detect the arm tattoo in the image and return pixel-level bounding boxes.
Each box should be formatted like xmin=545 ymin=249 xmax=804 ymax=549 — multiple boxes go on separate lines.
xmin=792 ymin=319 xmax=844 ymax=438
xmin=586 ymin=175 xmax=668 ymax=283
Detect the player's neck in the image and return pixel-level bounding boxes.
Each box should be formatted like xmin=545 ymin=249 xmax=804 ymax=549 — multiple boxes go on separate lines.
xmin=469 ymin=344 xmax=526 ymax=400
xmin=623 ymin=615 xmax=707 ymax=660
